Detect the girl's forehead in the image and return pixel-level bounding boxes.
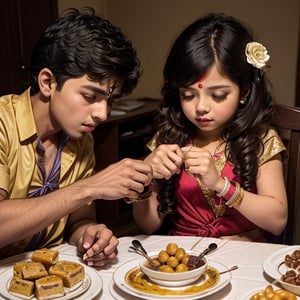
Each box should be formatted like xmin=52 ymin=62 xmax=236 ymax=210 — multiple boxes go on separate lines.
xmin=197 ymin=73 xmax=206 ymax=82
xmin=196 ymin=74 xmax=206 ymax=89
xmin=191 ymin=66 xmax=230 ymax=85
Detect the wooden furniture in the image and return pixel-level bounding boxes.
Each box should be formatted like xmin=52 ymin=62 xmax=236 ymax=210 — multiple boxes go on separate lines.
xmin=295 ymin=19 xmax=300 ymax=107
xmin=272 ymin=104 xmax=300 ymax=244
xmin=0 ymin=0 xmax=58 ymax=95
xmin=92 ymin=98 xmax=160 ymax=232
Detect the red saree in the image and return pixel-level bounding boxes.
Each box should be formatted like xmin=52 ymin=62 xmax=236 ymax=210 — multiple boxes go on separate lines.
xmin=148 ymin=128 xmax=286 ymax=241
xmin=169 ymin=159 xmax=257 ymax=237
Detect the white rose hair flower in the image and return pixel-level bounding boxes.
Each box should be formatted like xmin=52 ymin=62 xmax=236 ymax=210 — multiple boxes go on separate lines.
xmin=245 ymin=42 xmax=270 ymax=72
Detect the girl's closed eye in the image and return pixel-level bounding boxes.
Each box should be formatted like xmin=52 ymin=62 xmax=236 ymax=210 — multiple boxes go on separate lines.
xmin=180 ymin=91 xmax=195 ymax=101
xmin=212 ymin=92 xmax=228 ymax=101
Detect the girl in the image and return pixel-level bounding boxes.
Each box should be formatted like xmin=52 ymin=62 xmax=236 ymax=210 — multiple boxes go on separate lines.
xmin=132 ymin=13 xmax=287 ymax=242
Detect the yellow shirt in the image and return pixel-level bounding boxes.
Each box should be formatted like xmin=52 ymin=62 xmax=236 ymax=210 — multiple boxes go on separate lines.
xmin=0 ymin=88 xmax=95 ymax=258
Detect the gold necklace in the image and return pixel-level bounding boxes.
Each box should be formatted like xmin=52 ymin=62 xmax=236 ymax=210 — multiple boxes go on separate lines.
xmin=194 ymin=139 xmax=227 ymax=217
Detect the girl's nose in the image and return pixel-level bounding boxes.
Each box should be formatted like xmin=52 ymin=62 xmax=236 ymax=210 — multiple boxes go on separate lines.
xmin=196 ymin=96 xmax=210 ymax=114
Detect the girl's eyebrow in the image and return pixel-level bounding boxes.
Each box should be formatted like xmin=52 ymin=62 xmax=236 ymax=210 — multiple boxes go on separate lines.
xmin=207 ymin=85 xmax=231 ymax=90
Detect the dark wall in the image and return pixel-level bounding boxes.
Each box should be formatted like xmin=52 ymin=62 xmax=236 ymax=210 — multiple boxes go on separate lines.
xmin=0 ymin=0 xmax=58 ymax=95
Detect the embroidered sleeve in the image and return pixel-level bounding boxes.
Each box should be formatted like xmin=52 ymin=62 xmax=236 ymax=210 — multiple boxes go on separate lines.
xmin=147 ymin=133 xmax=159 ymax=152
xmin=259 ymin=128 xmax=287 ymax=166
xmin=148 ymin=129 xmax=286 ymax=166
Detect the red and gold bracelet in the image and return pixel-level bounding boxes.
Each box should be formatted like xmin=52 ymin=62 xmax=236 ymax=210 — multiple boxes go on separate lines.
xmin=224 ymin=181 xmax=244 ymax=208
xmin=228 ymin=186 xmax=244 ymax=208
xmin=124 ymin=183 xmax=153 ymax=204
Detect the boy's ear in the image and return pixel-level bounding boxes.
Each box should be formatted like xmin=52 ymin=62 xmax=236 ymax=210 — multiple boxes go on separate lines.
xmin=38 ymin=68 xmax=56 ymax=97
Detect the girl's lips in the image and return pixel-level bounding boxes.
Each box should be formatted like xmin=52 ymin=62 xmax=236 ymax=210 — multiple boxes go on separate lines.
xmin=196 ymin=118 xmax=212 ymax=126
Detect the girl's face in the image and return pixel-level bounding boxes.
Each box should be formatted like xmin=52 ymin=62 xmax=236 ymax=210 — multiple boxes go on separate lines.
xmin=179 ymin=64 xmax=240 ymax=139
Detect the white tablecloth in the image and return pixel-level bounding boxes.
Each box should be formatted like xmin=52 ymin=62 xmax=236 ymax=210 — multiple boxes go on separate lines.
xmin=0 ymin=235 xmax=297 ymax=299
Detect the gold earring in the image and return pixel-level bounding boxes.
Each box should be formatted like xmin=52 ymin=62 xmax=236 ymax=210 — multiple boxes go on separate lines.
xmin=240 ymin=98 xmax=247 ymax=105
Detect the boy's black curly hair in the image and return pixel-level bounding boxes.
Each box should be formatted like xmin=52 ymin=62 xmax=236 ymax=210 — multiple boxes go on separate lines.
xmin=30 ymin=8 xmax=141 ymax=96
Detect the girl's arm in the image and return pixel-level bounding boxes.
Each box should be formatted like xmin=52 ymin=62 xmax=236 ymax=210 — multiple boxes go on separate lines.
xmin=233 ymin=154 xmax=287 ymax=235
xmin=132 ymin=185 xmax=166 ymax=234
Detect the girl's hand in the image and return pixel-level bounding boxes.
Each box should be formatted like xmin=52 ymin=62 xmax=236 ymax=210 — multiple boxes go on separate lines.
xmin=182 ymin=146 xmax=222 ymax=190
xmin=144 ymin=144 xmax=183 ymax=179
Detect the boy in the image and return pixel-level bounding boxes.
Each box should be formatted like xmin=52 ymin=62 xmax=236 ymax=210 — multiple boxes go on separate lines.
xmin=0 ymin=8 xmax=152 ymax=267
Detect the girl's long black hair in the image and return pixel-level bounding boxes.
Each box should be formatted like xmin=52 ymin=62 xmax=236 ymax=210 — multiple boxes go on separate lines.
xmin=155 ymin=13 xmax=275 ymax=216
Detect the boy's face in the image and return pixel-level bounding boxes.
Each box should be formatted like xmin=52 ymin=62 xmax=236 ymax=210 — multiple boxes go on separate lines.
xmin=49 ymin=75 xmax=122 ymax=139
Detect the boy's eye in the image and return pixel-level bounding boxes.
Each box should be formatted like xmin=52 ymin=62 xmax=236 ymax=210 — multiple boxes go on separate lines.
xmin=82 ymin=94 xmax=96 ymax=102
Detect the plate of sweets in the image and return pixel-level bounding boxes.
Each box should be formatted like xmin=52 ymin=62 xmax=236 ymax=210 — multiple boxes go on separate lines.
xmin=0 ymin=248 xmax=102 ymax=300
xmin=263 ymin=246 xmax=300 ymax=296
xmin=237 ymin=285 xmax=298 ymax=299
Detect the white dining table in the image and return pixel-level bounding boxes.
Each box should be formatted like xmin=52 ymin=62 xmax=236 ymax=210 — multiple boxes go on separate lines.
xmin=0 ymin=235 xmax=298 ymax=300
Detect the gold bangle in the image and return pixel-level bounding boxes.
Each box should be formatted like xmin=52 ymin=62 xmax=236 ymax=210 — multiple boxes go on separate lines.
xmin=228 ymin=186 xmax=244 ymax=208
xmin=225 ymin=182 xmax=240 ymax=206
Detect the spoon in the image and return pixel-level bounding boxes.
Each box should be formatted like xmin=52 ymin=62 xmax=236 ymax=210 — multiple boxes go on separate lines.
xmin=130 ymin=240 xmax=160 ymax=270
xmin=219 ymin=265 xmax=238 ymax=274
xmin=187 ymin=242 xmax=218 ymax=269
xmin=198 ymin=242 xmax=218 ymax=259
xmin=132 ymin=239 xmax=148 ymax=255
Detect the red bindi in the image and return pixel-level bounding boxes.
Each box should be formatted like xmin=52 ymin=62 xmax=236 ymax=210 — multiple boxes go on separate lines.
xmin=197 ymin=74 xmax=205 ymax=89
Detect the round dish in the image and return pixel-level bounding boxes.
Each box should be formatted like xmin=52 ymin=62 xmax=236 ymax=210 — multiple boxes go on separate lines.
xmin=235 ymin=285 xmax=300 ymax=300
xmin=234 ymin=285 xmax=299 ymax=300
xmin=235 ymin=286 xmax=267 ymax=300
xmin=0 ymin=254 xmax=103 ymax=300
xmin=277 ymin=261 xmax=300 ymax=296
xmin=263 ymin=245 xmax=300 ymax=296
xmin=113 ymin=258 xmax=231 ymax=300
xmin=139 ymin=250 xmax=208 ymax=287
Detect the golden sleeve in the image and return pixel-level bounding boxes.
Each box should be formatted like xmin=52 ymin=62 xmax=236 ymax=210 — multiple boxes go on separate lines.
xmin=147 ymin=133 xmax=159 ymax=152
xmin=259 ymin=128 xmax=287 ymax=166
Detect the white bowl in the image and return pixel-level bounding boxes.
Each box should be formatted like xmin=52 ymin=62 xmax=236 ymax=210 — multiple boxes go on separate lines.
xmin=277 ymin=260 xmax=300 ymax=296
xmin=139 ymin=250 xmax=208 ymax=287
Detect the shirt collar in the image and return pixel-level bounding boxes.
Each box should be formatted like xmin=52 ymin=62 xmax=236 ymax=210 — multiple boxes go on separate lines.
xmin=15 ymin=88 xmax=37 ymax=143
